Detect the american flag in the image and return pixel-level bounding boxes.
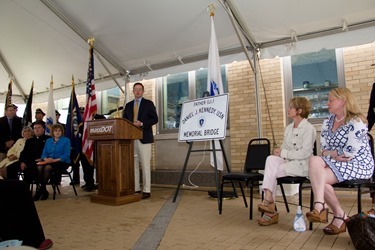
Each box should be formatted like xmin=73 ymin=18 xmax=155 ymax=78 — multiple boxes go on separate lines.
xmin=82 ymin=41 xmax=97 ymax=165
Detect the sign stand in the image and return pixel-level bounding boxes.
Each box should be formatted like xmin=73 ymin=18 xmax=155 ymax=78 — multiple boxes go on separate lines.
xmin=172 ymin=139 xmax=236 ymax=210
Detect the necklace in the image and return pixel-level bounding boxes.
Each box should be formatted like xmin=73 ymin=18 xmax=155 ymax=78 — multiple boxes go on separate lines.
xmin=335 ymin=116 xmax=345 ymax=122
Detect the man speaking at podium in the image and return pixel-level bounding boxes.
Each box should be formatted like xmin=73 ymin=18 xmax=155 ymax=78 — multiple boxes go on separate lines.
xmin=123 ymin=82 xmax=158 ymax=199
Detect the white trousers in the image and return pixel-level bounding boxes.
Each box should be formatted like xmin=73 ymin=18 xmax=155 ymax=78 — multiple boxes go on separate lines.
xmin=261 ymin=155 xmax=287 ymax=201
xmin=134 ymin=140 xmax=152 ymax=193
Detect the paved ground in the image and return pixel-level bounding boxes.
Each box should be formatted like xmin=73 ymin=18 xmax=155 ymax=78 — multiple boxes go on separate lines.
xmin=33 ymin=182 xmax=372 ymax=249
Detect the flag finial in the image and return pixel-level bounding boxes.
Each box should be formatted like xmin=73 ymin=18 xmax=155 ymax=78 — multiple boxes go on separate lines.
xmin=50 ymin=74 xmax=53 ymax=84
xmin=88 ymin=37 xmax=95 ymax=47
xmin=208 ymin=3 xmax=215 ymax=17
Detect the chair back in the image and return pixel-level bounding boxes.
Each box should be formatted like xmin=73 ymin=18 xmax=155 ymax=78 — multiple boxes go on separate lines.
xmin=368 ymin=133 xmax=375 ymax=179
xmin=244 ymin=138 xmax=271 ymax=173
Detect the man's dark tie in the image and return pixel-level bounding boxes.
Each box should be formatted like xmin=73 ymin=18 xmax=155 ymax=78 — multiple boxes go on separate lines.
xmin=8 ymin=118 xmax=12 ymax=133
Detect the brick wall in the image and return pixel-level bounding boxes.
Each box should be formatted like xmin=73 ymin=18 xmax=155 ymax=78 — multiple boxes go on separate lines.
xmin=32 ymin=43 xmax=375 ymax=173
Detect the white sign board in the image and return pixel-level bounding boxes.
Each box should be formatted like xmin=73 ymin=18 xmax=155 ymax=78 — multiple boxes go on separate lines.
xmin=178 ymin=94 xmax=229 ymax=142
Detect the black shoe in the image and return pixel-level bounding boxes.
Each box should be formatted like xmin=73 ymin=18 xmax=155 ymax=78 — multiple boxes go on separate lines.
xmin=83 ymin=184 xmax=98 ymax=192
xmin=135 ymin=190 xmax=141 ymax=194
xmin=41 ymin=191 xmax=49 ymax=200
xmin=32 ymin=191 xmax=42 ymax=201
xmin=142 ymin=192 xmax=150 ymax=199
xmin=70 ymin=181 xmax=80 ymax=185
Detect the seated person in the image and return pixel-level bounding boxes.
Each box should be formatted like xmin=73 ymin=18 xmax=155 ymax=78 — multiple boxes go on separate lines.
xmin=307 ymin=87 xmax=374 ymax=235
xmin=33 ymin=123 xmax=71 ymax=201
xmin=6 ymin=121 xmax=50 ymax=186
xmin=0 ymin=179 xmax=53 ymax=249
xmin=0 ymin=126 xmax=34 ymax=178
xmin=257 ymin=97 xmax=316 ymax=226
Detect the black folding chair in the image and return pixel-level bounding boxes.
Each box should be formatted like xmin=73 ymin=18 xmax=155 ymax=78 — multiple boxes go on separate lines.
xmin=219 ymin=138 xmax=271 ymax=220
xmin=51 ymin=163 xmax=78 ymax=200
xmin=276 ymin=141 xmax=317 ymax=212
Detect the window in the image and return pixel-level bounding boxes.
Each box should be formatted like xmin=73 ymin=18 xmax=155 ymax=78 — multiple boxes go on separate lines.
xmin=283 ymin=49 xmax=345 ymax=123
xmin=101 ymin=87 xmax=120 ymax=115
xmin=162 ymin=72 xmax=189 ymax=130
xmin=159 ymin=66 xmax=227 ymax=132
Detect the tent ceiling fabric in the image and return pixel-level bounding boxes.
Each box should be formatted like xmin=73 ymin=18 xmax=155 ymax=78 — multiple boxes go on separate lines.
xmin=1 ymin=0 xmax=374 ymax=104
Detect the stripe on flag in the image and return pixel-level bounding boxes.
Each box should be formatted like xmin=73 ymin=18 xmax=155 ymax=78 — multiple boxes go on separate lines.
xmin=82 ymin=42 xmax=97 ymax=165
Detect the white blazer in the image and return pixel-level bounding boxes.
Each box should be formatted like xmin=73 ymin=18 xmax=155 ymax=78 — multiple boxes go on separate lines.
xmin=280 ymin=118 xmax=317 ymax=177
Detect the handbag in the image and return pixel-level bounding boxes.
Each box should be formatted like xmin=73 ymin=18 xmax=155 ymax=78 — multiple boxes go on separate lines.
xmin=346 ymin=210 xmax=375 ymax=250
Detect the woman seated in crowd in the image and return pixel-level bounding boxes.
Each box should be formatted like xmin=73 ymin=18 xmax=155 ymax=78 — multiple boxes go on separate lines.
xmin=33 ymin=123 xmax=71 ymax=201
xmin=307 ymin=87 xmax=374 ymax=235
xmin=257 ymin=97 xmax=316 ymax=226
xmin=0 ymin=126 xmax=34 ymax=178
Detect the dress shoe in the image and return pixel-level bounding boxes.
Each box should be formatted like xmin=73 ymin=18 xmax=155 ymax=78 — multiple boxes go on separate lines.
xmin=39 ymin=238 xmax=53 ymax=250
xmin=142 ymin=192 xmax=150 ymax=199
xmin=41 ymin=191 xmax=49 ymax=200
xmin=33 ymin=191 xmax=42 ymax=201
xmin=83 ymin=184 xmax=98 ymax=192
xmin=135 ymin=190 xmax=141 ymax=194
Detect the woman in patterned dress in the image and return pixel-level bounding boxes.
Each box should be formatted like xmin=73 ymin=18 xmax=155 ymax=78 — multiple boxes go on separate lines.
xmin=307 ymin=87 xmax=374 ymax=235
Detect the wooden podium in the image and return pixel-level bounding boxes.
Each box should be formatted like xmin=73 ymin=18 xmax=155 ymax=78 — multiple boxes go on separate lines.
xmin=87 ymin=118 xmax=143 ymax=205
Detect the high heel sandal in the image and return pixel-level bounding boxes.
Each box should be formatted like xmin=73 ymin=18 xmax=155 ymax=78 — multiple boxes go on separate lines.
xmin=258 ymin=199 xmax=276 ymax=213
xmin=306 ymin=201 xmax=329 ymax=223
xmin=258 ymin=213 xmax=279 ymax=226
xmin=323 ymin=214 xmax=347 ymax=235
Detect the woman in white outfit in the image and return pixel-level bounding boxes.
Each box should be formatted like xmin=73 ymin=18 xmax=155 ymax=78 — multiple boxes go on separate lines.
xmin=257 ymin=97 xmax=316 ymax=226
xmin=0 ymin=126 xmax=34 ymax=178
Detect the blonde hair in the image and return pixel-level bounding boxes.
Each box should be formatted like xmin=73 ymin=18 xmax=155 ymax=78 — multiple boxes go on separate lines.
xmin=289 ymin=97 xmax=311 ymax=119
xmin=329 ymin=87 xmax=366 ymax=124
xmin=21 ymin=126 xmax=34 ymax=137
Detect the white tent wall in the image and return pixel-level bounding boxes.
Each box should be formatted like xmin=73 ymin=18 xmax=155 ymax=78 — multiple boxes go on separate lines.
xmin=1 ymin=0 xmax=375 ymax=103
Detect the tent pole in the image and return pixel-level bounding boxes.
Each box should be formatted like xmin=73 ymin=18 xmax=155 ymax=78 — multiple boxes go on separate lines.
xmin=0 ymin=50 xmax=27 ymax=103
xmin=220 ymin=1 xmax=261 ymax=137
xmin=253 ymin=52 xmax=262 ymax=137
xmin=94 ymin=51 xmax=125 ymax=94
xmin=219 ymin=0 xmax=255 ymax=73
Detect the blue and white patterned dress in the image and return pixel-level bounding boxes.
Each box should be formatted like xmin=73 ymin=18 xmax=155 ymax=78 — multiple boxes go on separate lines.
xmin=320 ymin=115 xmax=374 ymax=182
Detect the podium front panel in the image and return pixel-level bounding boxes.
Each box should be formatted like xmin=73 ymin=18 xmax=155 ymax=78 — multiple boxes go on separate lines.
xmin=96 ymin=140 xmax=135 ymax=197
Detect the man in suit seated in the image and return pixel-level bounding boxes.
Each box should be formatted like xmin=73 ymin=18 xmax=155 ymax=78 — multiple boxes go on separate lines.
xmin=0 ymin=104 xmax=23 ymax=162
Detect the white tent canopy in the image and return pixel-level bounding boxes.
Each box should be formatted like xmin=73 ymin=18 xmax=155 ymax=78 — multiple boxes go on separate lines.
xmin=1 ymin=0 xmax=375 ymax=104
